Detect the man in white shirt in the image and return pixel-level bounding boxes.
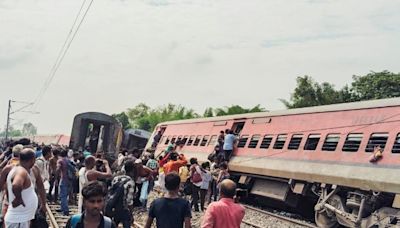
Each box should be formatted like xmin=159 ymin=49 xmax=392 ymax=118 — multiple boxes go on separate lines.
xmin=200 ymin=162 xmax=212 ymax=211
xmin=35 ymin=146 xmax=52 ymax=185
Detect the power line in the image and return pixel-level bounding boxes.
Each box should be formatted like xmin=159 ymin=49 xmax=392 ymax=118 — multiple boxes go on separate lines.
xmin=33 ymin=0 xmax=94 ymax=110
xmin=34 ymin=0 xmax=88 ymax=106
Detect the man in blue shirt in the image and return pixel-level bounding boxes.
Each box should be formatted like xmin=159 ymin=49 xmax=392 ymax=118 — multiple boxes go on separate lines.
xmin=222 ymin=130 xmax=236 ymax=161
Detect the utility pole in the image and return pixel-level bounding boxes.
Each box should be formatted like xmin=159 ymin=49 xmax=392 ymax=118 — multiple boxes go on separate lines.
xmin=5 ymin=100 xmax=11 ymax=141
xmin=4 ymin=100 xmax=38 ymax=141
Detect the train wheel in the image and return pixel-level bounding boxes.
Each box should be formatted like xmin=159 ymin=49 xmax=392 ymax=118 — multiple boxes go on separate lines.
xmin=315 ymin=209 xmax=339 ymax=228
xmin=315 ymin=195 xmax=342 ymax=228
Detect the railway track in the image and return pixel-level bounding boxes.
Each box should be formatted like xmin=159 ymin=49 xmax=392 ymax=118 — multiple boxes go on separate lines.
xmin=46 ymin=202 xmax=78 ymax=228
xmin=242 ymin=204 xmax=318 ymax=228
xmin=46 ymin=201 xmax=145 ymax=228
xmin=46 ymin=198 xmax=317 ymax=228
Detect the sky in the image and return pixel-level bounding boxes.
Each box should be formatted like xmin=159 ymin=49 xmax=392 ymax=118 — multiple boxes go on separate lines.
xmin=0 ymin=0 xmax=399 ymax=135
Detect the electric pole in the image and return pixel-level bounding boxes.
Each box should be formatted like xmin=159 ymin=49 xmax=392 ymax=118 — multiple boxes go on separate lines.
xmin=5 ymin=100 xmax=11 ymax=141
xmin=4 ymin=100 xmax=38 ymax=141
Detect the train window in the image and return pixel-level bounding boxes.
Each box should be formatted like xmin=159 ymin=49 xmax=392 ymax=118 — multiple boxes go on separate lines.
xmin=238 ymin=135 xmax=249 ymax=148
xmin=322 ymin=134 xmax=340 ymax=151
xmin=160 ymin=136 xmax=166 ymax=145
xmin=193 ymin=136 xmax=202 ymax=146
xmin=392 ymin=134 xmax=400 ymax=153
xmin=177 ymin=136 xmax=183 ymax=142
xmin=273 ymin=134 xmax=287 ymax=149
xmin=187 ymin=135 xmax=195 ymax=146
xmin=288 ymin=134 xmax=303 ymax=150
xmin=304 ymin=134 xmax=321 ymax=151
xmin=208 ymin=135 xmax=218 ymax=146
xmin=365 ymin=133 xmax=389 ymax=152
xmin=165 ymin=136 xmax=171 ymax=145
xmin=342 ymin=133 xmax=363 ymax=152
xmin=260 ymin=135 xmax=273 ymax=149
xmin=248 ymin=135 xmax=261 ymax=148
xmin=182 ymin=136 xmax=189 ymax=145
xmin=171 ymin=136 xmax=177 ymax=144
xmin=200 ymin=135 xmax=209 ymax=146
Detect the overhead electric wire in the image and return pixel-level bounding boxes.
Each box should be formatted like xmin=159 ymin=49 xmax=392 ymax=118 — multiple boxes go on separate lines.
xmin=33 ymin=0 xmax=88 ymax=107
xmin=32 ymin=0 xmax=94 ymax=111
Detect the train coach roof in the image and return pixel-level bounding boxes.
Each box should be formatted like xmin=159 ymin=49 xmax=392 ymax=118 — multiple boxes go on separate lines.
xmin=158 ymin=97 xmax=400 ymax=126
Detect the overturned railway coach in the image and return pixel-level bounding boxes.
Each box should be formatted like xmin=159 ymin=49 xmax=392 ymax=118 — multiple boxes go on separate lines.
xmin=147 ymin=98 xmax=400 ymax=227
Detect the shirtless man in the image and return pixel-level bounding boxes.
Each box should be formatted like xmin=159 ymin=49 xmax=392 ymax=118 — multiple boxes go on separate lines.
xmin=48 ymin=148 xmax=60 ymax=202
xmin=0 ymin=148 xmax=46 ymax=228
xmin=78 ymin=156 xmax=112 ymax=213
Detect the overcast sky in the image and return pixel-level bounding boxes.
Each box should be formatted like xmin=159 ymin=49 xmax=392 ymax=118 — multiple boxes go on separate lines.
xmin=1 ymin=0 xmax=399 ymax=134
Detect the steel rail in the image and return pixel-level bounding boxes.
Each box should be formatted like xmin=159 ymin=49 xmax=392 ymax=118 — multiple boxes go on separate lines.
xmin=243 ymin=204 xmax=318 ymax=228
xmin=46 ymin=203 xmax=59 ymax=228
xmin=242 ymin=218 xmax=265 ymax=228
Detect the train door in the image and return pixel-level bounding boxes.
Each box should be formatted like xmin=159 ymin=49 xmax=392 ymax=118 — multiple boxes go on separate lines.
xmin=151 ymin=126 xmax=166 ymax=149
xmin=230 ymin=120 xmax=246 ymax=158
xmin=231 ymin=120 xmax=246 ymax=135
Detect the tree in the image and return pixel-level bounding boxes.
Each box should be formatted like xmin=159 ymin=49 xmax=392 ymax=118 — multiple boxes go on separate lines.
xmin=280 ymin=76 xmax=347 ymax=109
xmin=214 ymin=105 xmax=266 ymax=116
xmin=351 ymin=71 xmax=400 ymax=101
xmin=126 ymin=103 xmax=199 ymax=132
xmin=127 ymin=103 xmax=150 ymax=121
xmin=203 ymin=107 xmax=214 ymax=117
xmin=22 ymin=122 xmax=37 ymax=136
xmin=0 ymin=126 xmax=23 ymax=137
xmin=112 ymin=112 xmax=130 ymax=130
xmin=120 ymin=103 xmax=267 ymax=132
xmin=281 ymin=72 xmax=400 ymax=109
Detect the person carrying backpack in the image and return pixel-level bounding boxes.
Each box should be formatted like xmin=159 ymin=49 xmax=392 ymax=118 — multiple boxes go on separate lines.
xmin=189 ymin=157 xmax=202 ymax=212
xmin=105 ymin=160 xmax=136 ymax=228
xmin=65 ymin=181 xmax=116 ymax=228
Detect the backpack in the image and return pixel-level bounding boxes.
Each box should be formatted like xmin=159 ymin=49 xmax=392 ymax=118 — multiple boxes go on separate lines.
xmin=105 ymin=178 xmax=130 ymax=218
xmin=183 ymin=179 xmax=193 ymax=195
xmin=190 ymin=165 xmax=202 ymax=184
xmin=70 ymin=214 xmax=112 ymax=228
xmin=207 ymin=151 xmax=216 ymax=162
xmin=67 ymin=160 xmax=78 ymax=181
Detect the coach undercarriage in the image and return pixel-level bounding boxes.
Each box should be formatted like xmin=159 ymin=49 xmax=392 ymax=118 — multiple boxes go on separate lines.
xmin=234 ymin=173 xmax=400 ymax=228
xmin=314 ymin=185 xmax=399 ymax=228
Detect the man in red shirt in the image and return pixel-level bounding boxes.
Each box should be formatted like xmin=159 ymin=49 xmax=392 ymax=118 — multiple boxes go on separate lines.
xmin=201 ymin=179 xmax=245 ymax=228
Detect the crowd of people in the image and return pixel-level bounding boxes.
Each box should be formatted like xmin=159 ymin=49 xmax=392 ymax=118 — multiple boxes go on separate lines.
xmin=0 ymin=129 xmax=244 ymax=228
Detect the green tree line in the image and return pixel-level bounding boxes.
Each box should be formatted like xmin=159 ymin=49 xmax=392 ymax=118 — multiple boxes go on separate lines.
xmin=0 ymin=122 xmax=37 ymax=138
xmin=112 ymin=104 xmax=266 ymax=131
xmin=113 ymin=71 xmax=400 ymax=132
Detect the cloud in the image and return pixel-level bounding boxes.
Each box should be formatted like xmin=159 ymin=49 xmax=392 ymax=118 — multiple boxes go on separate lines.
xmin=0 ymin=41 xmax=43 ymax=69
xmin=143 ymin=0 xmax=169 ymax=6
xmin=0 ymin=0 xmax=399 ymax=134
xmin=261 ymin=33 xmax=354 ymax=48
xmin=194 ymin=55 xmax=213 ymax=65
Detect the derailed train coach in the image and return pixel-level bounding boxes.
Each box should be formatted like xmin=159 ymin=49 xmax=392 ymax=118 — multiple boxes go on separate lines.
xmin=122 ymin=128 xmax=151 ymax=151
xmin=69 ymin=112 xmax=150 ymax=159
xmin=146 ymin=97 xmax=400 ymax=228
xmin=69 ymin=112 xmax=123 ymax=159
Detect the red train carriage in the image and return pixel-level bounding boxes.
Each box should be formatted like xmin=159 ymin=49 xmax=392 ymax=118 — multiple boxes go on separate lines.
xmin=146 ymin=98 xmax=400 ymax=228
